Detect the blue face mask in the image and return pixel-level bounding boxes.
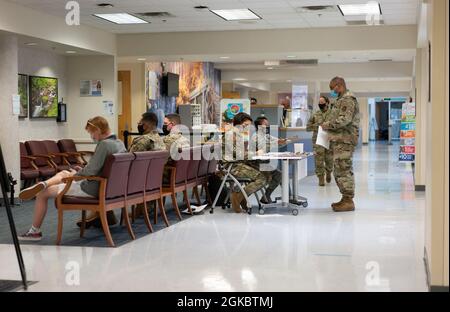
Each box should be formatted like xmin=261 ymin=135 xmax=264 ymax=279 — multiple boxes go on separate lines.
xmin=330 ymin=90 xmax=339 ymax=98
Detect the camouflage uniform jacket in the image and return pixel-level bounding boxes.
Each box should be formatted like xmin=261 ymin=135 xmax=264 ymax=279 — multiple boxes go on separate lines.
xmin=322 ymin=91 xmax=360 ymax=146
xmin=222 ymin=127 xmax=251 ymax=165
xmin=129 ymin=130 xmax=166 ymax=152
xmin=306 ymin=108 xmax=333 ymax=143
xmin=163 ymin=129 xmax=190 ymax=165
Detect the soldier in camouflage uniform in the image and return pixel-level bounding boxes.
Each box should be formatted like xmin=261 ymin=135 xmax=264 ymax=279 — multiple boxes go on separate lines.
xmin=223 ymin=113 xmax=267 ymax=213
xmin=162 ymin=114 xmax=191 ymax=184
xmin=249 ymin=116 xmax=284 ymax=203
xmin=129 ymin=112 xmax=166 ymax=153
xmin=129 ymin=112 xmax=167 ymax=218
xmin=306 ymin=96 xmax=334 ymax=186
xmin=321 ymin=77 xmax=360 ymax=212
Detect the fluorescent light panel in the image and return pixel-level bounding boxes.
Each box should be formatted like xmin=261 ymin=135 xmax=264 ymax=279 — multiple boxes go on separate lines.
xmin=94 ymin=13 xmax=148 ymax=24
xmin=338 ymin=2 xmax=381 ymax=16
xmin=210 ymin=9 xmax=261 ymax=21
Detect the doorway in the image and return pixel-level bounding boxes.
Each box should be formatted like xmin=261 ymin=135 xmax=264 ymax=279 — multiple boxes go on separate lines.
xmin=369 ymin=97 xmax=406 ymax=142
xmin=118 ymin=71 xmax=131 ymax=145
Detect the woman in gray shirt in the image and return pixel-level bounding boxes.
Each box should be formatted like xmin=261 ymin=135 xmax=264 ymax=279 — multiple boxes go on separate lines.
xmin=18 ymin=116 xmax=126 ymax=241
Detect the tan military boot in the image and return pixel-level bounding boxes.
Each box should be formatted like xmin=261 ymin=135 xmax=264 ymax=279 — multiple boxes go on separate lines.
xmin=333 ymin=196 xmax=355 ymax=212
xmin=231 ymin=192 xmax=244 ymax=213
xmin=326 ymin=172 xmax=332 ymax=183
xmin=318 ymin=175 xmax=325 ymax=186
xmin=331 ymin=197 xmax=343 ymax=209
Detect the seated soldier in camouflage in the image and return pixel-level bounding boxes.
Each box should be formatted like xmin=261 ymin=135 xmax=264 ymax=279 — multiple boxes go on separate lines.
xmin=129 ymin=112 xmax=166 ymax=153
xmin=129 ymin=112 xmax=166 ymax=218
xmin=223 ymin=113 xmax=267 ymax=213
xmin=249 ymin=116 xmax=284 ymax=204
xmin=162 ymin=113 xmax=190 ymax=184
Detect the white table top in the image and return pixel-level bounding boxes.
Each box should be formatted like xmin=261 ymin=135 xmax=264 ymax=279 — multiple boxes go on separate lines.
xmin=252 ymin=152 xmax=313 ymax=160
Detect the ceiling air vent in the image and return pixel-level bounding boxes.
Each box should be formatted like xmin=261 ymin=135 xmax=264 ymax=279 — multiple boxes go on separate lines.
xmin=135 ymin=12 xmax=175 ymax=18
xmin=369 ymin=59 xmax=393 ymax=62
xmin=282 ymin=59 xmax=318 ymax=66
xmin=346 ymin=20 xmax=384 ymax=26
xmin=297 ymin=6 xmax=337 ymax=13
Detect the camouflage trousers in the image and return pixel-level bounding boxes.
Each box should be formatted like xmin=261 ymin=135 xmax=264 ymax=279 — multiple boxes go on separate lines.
xmin=261 ymin=169 xmax=282 ymax=194
xmin=330 ymin=142 xmax=355 ymax=198
xmin=229 ymin=163 xmax=267 ymax=196
xmin=313 ymin=144 xmax=334 ymax=177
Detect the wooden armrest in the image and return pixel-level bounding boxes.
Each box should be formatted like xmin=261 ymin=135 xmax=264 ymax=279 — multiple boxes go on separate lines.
xmin=21 ymin=155 xmax=36 ymax=161
xmin=62 ymin=176 xmax=106 ymax=183
xmin=65 ymin=152 xmax=82 ymax=156
xmin=49 ymin=152 xmax=70 ymax=157
xmin=32 ymin=154 xmax=54 ymax=160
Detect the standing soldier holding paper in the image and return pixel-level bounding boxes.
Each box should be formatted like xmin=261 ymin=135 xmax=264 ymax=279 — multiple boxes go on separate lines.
xmin=321 ymin=77 xmax=360 ymax=212
xmin=307 ymin=96 xmax=334 ymax=186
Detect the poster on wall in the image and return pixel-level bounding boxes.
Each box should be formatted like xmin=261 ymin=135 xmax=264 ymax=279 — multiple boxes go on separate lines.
xmin=220 ymin=98 xmax=250 ymax=131
xmin=29 ymin=76 xmax=58 ymax=118
xmin=291 ymin=84 xmax=310 ymax=127
xmin=103 ymin=100 xmax=114 ymax=116
xmin=18 ymin=74 xmax=28 ymax=118
xmin=80 ymin=80 xmax=103 ymax=96
xmin=399 ymin=102 xmax=416 ymax=163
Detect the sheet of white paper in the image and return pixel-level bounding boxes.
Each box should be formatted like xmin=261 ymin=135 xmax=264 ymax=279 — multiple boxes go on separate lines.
xmin=294 ymin=143 xmax=303 ymax=154
xmin=12 ymin=94 xmax=20 ymax=115
xmin=182 ymin=204 xmax=208 ymax=214
xmin=316 ymin=126 xmax=330 ymax=149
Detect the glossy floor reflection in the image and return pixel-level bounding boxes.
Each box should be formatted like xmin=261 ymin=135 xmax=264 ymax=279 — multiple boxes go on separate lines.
xmin=0 ymin=142 xmax=427 ymax=292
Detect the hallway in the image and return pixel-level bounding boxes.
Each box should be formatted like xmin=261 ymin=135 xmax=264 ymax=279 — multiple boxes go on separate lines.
xmin=0 ymin=143 xmax=427 ymax=292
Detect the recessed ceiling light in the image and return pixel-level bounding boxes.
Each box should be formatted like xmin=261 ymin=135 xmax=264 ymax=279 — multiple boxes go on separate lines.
xmin=338 ymin=2 xmax=381 ymax=16
xmin=286 ymin=55 xmax=296 ymax=58
xmin=267 ymin=67 xmax=274 ymax=70
xmin=137 ymin=58 xmax=146 ymax=61
xmin=66 ymin=50 xmax=77 ymax=54
xmin=220 ymin=56 xmax=230 ymax=59
xmin=286 ymin=80 xmax=292 ymax=82
xmin=210 ymin=9 xmax=261 ymax=21
xmin=25 ymin=42 xmax=37 ymax=46
xmin=233 ymin=78 xmax=247 ymax=81
xmin=93 ymin=13 xmax=148 ymax=24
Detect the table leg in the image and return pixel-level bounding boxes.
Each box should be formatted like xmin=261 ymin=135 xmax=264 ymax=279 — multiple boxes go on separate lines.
xmin=293 ymin=159 xmax=299 ymax=202
xmin=282 ymin=159 xmax=289 ymax=207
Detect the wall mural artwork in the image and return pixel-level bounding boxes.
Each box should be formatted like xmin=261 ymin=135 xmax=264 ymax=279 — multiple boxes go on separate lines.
xmin=145 ymin=62 xmax=221 ymax=124
xmin=29 ymin=76 xmax=58 ymax=118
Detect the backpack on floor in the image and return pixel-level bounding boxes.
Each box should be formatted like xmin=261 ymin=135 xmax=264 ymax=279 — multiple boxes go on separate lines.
xmin=207 ymin=174 xmax=229 ymax=207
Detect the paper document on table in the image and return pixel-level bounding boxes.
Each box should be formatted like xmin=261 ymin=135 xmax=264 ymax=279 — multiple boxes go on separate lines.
xmin=316 ymin=126 xmax=330 ymax=149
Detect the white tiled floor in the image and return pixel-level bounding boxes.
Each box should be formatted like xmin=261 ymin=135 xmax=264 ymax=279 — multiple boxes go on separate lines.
xmin=0 ymin=142 xmax=428 ymax=292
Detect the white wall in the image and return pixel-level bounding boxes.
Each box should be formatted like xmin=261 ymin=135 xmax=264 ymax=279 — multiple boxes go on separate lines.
xmin=0 ymin=0 xmax=116 ymax=56
xmin=0 ymin=34 xmax=20 ymax=183
xmin=18 ymin=47 xmax=69 ymax=141
xmin=66 ymin=56 xmax=117 ymax=140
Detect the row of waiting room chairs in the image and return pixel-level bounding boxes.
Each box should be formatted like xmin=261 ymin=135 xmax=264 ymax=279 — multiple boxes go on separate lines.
xmin=54 ymin=144 xmax=220 ymax=247
xmin=20 ymin=139 xmax=93 ymax=188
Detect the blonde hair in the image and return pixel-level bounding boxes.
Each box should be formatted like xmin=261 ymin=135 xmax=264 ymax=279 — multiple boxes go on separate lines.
xmin=85 ymin=116 xmax=110 ymax=134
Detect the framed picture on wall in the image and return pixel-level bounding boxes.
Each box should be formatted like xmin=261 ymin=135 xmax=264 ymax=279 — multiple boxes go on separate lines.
xmin=29 ymin=76 xmax=58 ymax=118
xmin=18 ymin=74 xmax=28 ymax=118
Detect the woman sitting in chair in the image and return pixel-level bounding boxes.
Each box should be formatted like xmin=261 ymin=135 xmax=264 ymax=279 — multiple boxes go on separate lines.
xmin=18 ymin=116 xmax=126 ymax=241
